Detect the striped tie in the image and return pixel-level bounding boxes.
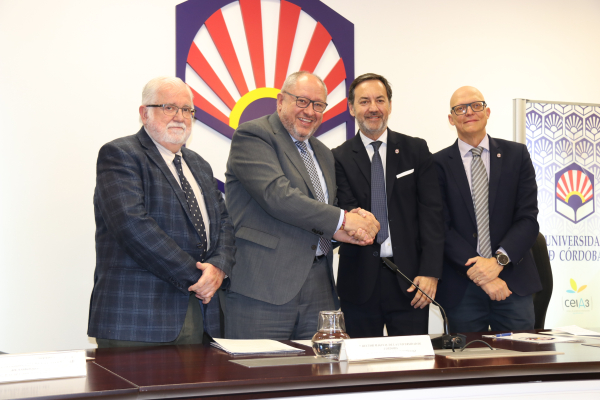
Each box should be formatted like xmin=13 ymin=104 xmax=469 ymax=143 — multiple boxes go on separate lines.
xmin=471 ymin=147 xmax=492 ymax=258
xmin=295 ymin=141 xmax=331 ymax=256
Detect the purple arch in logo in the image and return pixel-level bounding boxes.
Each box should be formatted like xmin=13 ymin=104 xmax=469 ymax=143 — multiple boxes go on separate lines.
xmin=175 ymin=0 xmax=355 ymax=141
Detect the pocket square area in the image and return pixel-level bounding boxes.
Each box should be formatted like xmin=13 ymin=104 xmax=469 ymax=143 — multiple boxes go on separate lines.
xmin=396 ymin=169 xmax=414 ymax=179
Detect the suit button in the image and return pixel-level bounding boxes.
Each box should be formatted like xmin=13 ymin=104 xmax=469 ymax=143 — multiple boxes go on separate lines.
xmin=473 ymin=233 xmax=477 ymax=238
xmin=311 ymin=245 xmax=317 ymax=250
xmin=312 ymin=229 xmax=317 ymax=233
xmin=373 ymin=251 xmax=379 ymax=257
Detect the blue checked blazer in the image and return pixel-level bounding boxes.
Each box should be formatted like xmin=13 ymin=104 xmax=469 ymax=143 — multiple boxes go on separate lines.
xmin=88 ymin=128 xmax=235 ymax=342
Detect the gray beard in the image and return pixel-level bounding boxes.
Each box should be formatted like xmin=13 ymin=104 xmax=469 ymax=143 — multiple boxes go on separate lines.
xmin=146 ymin=116 xmax=191 ymax=145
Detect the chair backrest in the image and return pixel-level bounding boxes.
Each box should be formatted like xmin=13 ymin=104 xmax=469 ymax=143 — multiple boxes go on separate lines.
xmin=531 ymin=232 xmax=553 ymax=329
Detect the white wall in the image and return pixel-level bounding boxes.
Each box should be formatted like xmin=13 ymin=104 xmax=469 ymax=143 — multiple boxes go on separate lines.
xmin=0 ymin=0 xmax=598 ymax=353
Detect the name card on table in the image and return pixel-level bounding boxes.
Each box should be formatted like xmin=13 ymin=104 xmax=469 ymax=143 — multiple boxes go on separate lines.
xmin=339 ymin=335 xmax=434 ymax=362
xmin=0 ymin=351 xmax=86 ymax=383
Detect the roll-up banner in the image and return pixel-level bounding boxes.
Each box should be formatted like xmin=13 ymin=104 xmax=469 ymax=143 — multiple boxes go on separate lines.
xmin=515 ymin=100 xmax=600 ymax=328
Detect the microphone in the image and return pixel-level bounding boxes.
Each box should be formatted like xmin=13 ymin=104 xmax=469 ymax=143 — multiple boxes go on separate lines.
xmin=382 ymin=257 xmax=466 ymax=349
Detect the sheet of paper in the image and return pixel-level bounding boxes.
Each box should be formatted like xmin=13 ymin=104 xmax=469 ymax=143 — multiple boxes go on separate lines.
xmin=211 ymin=338 xmax=304 ymax=355
xmin=554 ymin=325 xmax=600 ymax=337
xmin=494 ymin=333 xmax=579 ymax=343
xmin=292 ymin=340 xmax=313 ymax=348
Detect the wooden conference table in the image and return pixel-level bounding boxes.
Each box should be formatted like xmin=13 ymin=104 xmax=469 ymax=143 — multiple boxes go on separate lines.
xmin=3 ymin=330 xmax=600 ymax=399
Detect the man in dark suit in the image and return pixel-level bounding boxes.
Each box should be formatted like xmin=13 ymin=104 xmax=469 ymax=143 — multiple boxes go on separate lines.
xmin=434 ymin=86 xmax=541 ymax=333
xmin=88 ymin=77 xmax=235 ymax=347
xmin=332 ymin=73 xmax=445 ymax=338
xmin=225 ymin=71 xmax=380 ymax=340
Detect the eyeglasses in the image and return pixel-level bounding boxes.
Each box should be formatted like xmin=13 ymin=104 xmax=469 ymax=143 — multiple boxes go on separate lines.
xmin=146 ymin=104 xmax=196 ymax=118
xmin=283 ymin=91 xmax=328 ymax=113
xmin=451 ymin=101 xmax=487 ymax=115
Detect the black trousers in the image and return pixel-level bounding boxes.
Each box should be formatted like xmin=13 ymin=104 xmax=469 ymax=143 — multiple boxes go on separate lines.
xmin=340 ymin=258 xmax=429 ymax=338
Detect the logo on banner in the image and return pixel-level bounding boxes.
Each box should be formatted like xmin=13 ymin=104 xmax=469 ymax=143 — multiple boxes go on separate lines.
xmin=563 ymin=279 xmax=592 ymax=312
xmin=175 ymin=0 xmax=355 ymax=141
xmin=555 ymin=163 xmax=595 ymax=223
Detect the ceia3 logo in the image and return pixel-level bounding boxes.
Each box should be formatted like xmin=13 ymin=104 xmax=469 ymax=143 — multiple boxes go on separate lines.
xmin=555 ymin=163 xmax=595 ymax=223
xmin=562 ymin=279 xmax=592 ymax=312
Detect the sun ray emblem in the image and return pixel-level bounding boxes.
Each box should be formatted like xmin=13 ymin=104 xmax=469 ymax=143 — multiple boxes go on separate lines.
xmin=176 ymin=0 xmax=354 ymax=140
xmin=555 ymin=163 xmax=595 ymax=224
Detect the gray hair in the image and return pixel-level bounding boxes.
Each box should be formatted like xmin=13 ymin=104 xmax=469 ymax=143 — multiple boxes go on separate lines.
xmin=141 ymin=76 xmax=194 ymax=105
xmin=280 ymin=71 xmax=328 ymax=97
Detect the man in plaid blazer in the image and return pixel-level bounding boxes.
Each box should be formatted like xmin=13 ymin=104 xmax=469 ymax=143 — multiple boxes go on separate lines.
xmin=88 ymin=77 xmax=235 ymax=347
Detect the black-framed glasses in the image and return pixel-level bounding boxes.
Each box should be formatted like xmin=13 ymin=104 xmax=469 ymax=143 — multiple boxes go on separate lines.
xmin=451 ymin=101 xmax=487 ymax=115
xmin=283 ymin=91 xmax=328 ymax=113
xmin=146 ymin=104 xmax=196 ymax=118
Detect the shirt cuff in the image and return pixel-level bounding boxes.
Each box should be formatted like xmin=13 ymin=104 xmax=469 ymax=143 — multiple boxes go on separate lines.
xmin=335 ymin=209 xmax=345 ymax=232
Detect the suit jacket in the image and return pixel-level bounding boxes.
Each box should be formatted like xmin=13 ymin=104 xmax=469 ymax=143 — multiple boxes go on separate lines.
xmin=225 ymin=112 xmax=341 ymax=305
xmin=88 ymin=128 xmax=235 ymax=342
xmin=332 ymin=129 xmax=445 ymax=304
xmin=433 ymin=135 xmax=542 ymax=309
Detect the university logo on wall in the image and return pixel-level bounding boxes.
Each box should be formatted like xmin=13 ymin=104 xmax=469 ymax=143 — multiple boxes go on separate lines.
xmin=555 ymin=163 xmax=595 ymax=224
xmin=526 ymin=102 xmax=600 ymax=230
xmin=175 ymin=1 xmax=354 ymax=187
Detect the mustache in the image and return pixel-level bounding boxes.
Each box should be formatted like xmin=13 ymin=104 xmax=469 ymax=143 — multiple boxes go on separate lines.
xmin=167 ymin=122 xmax=187 ymax=130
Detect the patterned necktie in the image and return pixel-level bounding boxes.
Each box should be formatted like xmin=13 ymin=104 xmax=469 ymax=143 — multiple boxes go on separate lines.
xmin=295 ymin=141 xmax=331 ymax=256
xmin=174 ymin=155 xmax=208 ymax=261
xmin=370 ymin=141 xmax=389 ymax=244
xmin=470 ymin=147 xmax=492 ymax=258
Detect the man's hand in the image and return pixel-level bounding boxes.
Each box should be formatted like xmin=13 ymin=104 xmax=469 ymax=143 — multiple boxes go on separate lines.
xmin=333 ymin=228 xmax=373 ymax=245
xmin=188 ymin=262 xmax=225 ymax=304
xmin=466 ymin=256 xmax=503 ymax=286
xmin=480 ymin=278 xmax=512 ymax=301
xmin=344 ymin=209 xmax=380 ymax=240
xmin=407 ymin=276 xmax=438 ymax=309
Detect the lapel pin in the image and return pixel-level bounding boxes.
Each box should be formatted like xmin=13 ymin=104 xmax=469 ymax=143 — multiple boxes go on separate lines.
xmin=395 ymin=149 xmax=399 ymax=154
xmin=497 ymin=153 xmax=501 ymax=158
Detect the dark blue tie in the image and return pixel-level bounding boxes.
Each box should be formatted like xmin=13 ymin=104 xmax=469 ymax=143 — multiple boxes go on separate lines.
xmin=174 ymin=155 xmax=221 ymax=337
xmin=370 ymin=141 xmax=389 ymax=244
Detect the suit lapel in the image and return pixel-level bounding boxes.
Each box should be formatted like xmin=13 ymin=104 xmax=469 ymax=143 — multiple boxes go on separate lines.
xmin=350 ymin=132 xmax=371 ymax=188
xmin=182 ymin=147 xmax=220 ymax=248
xmin=488 ymin=135 xmax=502 ymax=216
xmin=269 ymin=113 xmax=317 ymax=199
xmin=137 ymin=129 xmax=197 ymax=235
xmin=385 ymin=130 xmax=401 ymax=204
xmin=448 ymin=140 xmax=477 ymax=226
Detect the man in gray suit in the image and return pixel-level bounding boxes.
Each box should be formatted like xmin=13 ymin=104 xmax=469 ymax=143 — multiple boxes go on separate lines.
xmin=225 ymin=71 xmax=380 ymax=340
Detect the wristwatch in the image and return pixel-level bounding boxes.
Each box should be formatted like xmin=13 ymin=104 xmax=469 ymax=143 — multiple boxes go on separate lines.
xmin=495 ymin=252 xmax=509 ymax=266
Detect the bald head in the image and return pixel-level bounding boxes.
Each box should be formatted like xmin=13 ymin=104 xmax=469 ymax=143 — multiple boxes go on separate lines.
xmin=448 ymin=86 xmax=490 ymax=147
xmin=450 ymin=86 xmax=485 ymax=108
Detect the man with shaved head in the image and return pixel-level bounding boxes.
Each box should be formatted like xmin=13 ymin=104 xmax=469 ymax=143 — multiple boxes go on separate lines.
xmin=433 ymin=86 xmax=541 ymax=333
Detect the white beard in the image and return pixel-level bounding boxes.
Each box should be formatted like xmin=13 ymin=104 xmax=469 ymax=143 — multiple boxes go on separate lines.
xmin=146 ymin=114 xmax=192 ymax=145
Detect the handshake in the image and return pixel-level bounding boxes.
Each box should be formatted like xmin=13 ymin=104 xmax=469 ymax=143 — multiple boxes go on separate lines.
xmin=332 ymin=208 xmax=381 ymax=246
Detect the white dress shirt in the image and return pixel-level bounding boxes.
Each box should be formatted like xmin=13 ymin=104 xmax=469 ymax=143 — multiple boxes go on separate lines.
xmin=359 ymin=130 xmax=393 ymax=257
xmin=149 ymin=134 xmax=211 ymax=250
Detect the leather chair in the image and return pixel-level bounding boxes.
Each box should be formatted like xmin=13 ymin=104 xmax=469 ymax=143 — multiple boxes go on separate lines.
xmin=531 ymin=232 xmax=553 ymax=329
